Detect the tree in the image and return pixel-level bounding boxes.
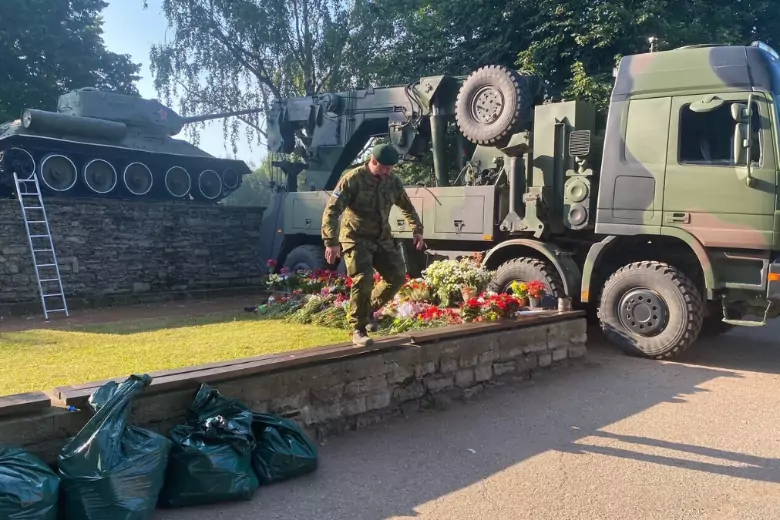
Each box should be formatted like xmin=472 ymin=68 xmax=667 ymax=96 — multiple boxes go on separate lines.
xmin=0 ymin=0 xmax=141 ymax=121
xmin=220 ymin=160 xmax=273 ymax=207
xmin=516 ymin=0 xmax=780 ymax=112
xmin=146 ymin=0 xmax=385 ymax=155
xmin=351 ymin=0 xmax=536 ymax=85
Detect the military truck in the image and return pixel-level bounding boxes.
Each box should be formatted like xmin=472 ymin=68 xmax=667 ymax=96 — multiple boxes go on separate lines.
xmin=0 ymin=88 xmax=261 ymax=203
xmin=256 ymin=41 xmax=780 ymax=360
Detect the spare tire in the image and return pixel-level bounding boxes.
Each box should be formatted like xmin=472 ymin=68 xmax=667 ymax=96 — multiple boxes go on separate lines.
xmin=455 ymin=65 xmax=539 ymax=146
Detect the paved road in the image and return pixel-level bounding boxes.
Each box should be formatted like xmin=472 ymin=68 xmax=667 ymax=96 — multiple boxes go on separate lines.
xmin=158 ymin=322 xmax=780 ymax=520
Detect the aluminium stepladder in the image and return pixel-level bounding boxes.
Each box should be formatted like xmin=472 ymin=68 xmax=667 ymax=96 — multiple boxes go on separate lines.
xmin=12 ymin=171 xmax=69 ymax=319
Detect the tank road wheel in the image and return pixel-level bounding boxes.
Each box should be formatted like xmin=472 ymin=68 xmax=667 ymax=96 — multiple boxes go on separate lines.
xmin=283 ymin=245 xmax=329 ymax=272
xmin=598 ymin=261 xmax=704 ymax=360
xmin=455 ymin=65 xmax=537 ymax=146
xmin=488 ymin=257 xmax=566 ymax=306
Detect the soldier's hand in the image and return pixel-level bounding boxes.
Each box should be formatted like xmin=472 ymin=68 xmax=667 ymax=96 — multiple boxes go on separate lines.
xmin=413 ymin=234 xmax=425 ymax=251
xmin=325 ymin=245 xmax=342 ymax=264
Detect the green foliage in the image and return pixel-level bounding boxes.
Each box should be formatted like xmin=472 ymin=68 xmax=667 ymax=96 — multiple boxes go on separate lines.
xmin=221 ymin=162 xmax=272 ymax=208
xmin=146 ymin=0 xmax=780 ymax=169
xmin=146 ymin=0 xmax=381 ymax=153
xmin=515 ymin=0 xmax=780 ymax=112
xmin=0 ymin=0 xmax=141 ymax=122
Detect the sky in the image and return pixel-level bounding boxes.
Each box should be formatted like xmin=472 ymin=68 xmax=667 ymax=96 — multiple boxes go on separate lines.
xmin=101 ymin=0 xmax=262 ymax=167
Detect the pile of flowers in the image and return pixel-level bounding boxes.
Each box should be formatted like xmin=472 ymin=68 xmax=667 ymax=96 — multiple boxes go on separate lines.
xmin=421 ymin=255 xmax=493 ymax=306
xmin=460 ymin=293 xmax=524 ymax=322
xmin=252 ymin=256 xmax=550 ymax=334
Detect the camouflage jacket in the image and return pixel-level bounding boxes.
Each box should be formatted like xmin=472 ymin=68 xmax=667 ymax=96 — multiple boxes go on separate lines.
xmin=321 ymin=163 xmax=423 ymax=250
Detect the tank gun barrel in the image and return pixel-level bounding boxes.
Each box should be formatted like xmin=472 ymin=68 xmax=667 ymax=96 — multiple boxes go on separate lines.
xmin=180 ymin=108 xmax=265 ymax=125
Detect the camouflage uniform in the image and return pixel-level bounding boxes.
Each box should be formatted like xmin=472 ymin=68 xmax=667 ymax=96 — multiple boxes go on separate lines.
xmin=321 ymin=162 xmax=423 ymax=332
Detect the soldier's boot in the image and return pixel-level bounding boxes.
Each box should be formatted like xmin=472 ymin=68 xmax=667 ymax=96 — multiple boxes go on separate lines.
xmin=352 ymin=330 xmax=374 ymax=347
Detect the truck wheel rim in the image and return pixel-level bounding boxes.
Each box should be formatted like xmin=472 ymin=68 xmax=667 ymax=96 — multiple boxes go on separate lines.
xmin=617 ymin=288 xmax=669 ymax=337
xmin=471 ymin=85 xmax=504 ymax=125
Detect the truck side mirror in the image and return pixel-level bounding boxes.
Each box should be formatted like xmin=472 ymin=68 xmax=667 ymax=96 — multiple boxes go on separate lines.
xmin=733 ymin=122 xmax=748 ymax=165
xmin=731 ymin=97 xmax=756 ymax=188
xmin=731 ymin=103 xmax=748 ymax=123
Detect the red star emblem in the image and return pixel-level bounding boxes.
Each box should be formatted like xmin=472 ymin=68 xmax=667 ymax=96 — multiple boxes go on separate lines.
xmin=158 ymin=108 xmax=168 ymax=121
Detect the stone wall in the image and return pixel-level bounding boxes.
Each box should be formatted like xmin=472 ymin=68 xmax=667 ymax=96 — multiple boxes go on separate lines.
xmin=0 ymin=314 xmax=587 ymax=465
xmin=0 ymin=198 xmax=266 ymax=315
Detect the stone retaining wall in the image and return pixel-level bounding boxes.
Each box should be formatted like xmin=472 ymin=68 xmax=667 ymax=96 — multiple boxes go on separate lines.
xmin=0 ymin=198 xmax=266 ymax=316
xmin=0 ymin=314 xmax=587 ymax=465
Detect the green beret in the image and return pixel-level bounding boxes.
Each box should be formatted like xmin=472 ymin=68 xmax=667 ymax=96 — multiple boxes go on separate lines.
xmin=372 ymin=144 xmax=399 ymax=166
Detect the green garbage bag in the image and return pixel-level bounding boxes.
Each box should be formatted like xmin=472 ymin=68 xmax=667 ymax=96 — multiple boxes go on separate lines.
xmin=0 ymin=446 xmax=59 ymax=520
xmin=57 ymin=374 xmax=171 ymax=520
xmin=251 ymin=413 xmax=318 ymax=484
xmin=158 ymin=384 xmax=259 ymax=508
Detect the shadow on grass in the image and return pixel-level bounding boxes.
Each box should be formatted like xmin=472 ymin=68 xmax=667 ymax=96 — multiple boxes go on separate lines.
xmin=54 ymin=311 xmax=260 ymax=336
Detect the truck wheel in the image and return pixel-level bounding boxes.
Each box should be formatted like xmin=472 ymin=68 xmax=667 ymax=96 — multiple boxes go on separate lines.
xmin=282 ymin=245 xmax=328 ymax=272
xmin=488 ymin=257 xmax=565 ymax=305
xmin=455 ymin=65 xmax=537 ymax=146
xmin=598 ymin=261 xmax=704 ymax=360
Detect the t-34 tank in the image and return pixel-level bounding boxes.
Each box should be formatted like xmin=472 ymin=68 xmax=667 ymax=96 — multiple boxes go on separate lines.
xmin=0 ymin=88 xmax=262 ymax=202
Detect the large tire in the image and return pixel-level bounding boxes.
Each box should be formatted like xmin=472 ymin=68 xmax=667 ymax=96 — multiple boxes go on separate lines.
xmin=455 ymin=65 xmax=538 ymax=146
xmin=282 ymin=245 xmax=328 ymax=272
xmin=598 ymin=261 xmax=704 ymax=360
xmin=488 ymin=257 xmax=566 ymax=306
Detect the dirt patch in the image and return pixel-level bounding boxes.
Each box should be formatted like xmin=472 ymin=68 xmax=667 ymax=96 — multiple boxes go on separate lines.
xmin=0 ymin=294 xmax=267 ymax=333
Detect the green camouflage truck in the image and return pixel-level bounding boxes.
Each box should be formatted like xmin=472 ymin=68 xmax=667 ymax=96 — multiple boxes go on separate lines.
xmin=256 ymin=41 xmax=780 ymax=360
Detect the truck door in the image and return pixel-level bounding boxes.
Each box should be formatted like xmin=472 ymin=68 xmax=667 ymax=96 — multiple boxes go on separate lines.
xmin=663 ymin=93 xmax=777 ymax=250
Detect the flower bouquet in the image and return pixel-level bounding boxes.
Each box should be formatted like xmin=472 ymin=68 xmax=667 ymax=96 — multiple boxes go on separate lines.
xmin=422 ymin=257 xmax=493 ymax=307
xmin=398 ymin=277 xmax=432 ymax=303
xmin=509 ymin=280 xmax=529 ymax=306
xmin=527 ymin=280 xmax=546 ymax=308
xmin=460 ymin=293 xmax=523 ymax=322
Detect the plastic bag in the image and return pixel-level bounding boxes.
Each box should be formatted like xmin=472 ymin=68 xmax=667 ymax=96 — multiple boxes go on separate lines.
xmin=251 ymin=412 xmax=318 ymax=484
xmin=158 ymin=384 xmax=259 ymax=508
xmin=0 ymin=446 xmax=60 ymax=520
xmin=57 ymin=374 xmax=171 ymax=520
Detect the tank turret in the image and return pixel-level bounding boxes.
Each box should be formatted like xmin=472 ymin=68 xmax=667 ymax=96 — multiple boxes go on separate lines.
xmin=0 ymin=87 xmax=262 ymax=202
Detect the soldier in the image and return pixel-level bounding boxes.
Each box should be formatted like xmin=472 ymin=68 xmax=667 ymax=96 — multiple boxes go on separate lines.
xmin=321 ymin=144 xmax=425 ymax=346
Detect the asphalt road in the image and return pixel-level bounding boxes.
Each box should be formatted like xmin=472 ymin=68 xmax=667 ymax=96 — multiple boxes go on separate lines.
xmin=158 ymin=322 xmax=780 ymax=520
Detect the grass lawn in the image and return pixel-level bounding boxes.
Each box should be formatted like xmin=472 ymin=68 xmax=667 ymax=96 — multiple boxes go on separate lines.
xmin=0 ymin=312 xmax=349 ymax=396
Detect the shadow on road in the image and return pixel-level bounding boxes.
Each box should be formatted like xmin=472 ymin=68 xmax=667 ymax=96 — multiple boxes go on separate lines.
xmin=155 ymin=321 xmax=780 ymax=520
xmin=561 ymin=430 xmax=780 ymax=484
xmin=675 ymin=319 xmax=780 ymax=374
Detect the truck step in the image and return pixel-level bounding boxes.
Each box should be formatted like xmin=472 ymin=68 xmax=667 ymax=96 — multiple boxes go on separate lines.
xmin=722 ymin=318 xmax=766 ymax=327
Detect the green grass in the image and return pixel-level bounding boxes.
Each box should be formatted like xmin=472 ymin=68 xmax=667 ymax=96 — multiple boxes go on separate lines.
xmin=0 ymin=312 xmax=349 ymax=396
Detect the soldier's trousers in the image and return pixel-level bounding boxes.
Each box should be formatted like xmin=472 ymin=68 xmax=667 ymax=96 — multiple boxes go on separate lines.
xmin=342 ymin=242 xmax=407 ymax=332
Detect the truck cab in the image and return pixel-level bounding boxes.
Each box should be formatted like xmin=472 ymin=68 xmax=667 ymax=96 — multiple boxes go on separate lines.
xmin=579 ymin=42 xmax=780 ymax=357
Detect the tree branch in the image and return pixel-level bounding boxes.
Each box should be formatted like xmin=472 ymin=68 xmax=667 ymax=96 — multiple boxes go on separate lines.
xmin=173 ymin=78 xmax=268 ymax=139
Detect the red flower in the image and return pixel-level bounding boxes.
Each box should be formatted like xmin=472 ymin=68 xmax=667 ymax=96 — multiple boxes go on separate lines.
xmin=346 ymin=277 xmax=353 ymax=288
xmin=267 ymin=259 xmax=277 ymax=268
